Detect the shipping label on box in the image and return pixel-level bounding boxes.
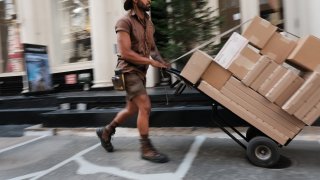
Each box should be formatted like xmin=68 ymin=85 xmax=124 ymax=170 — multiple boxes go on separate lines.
xmin=215 ymin=32 xmax=249 ymax=69
xmin=201 ymin=61 xmax=232 ymax=90
xmin=181 ymin=50 xmax=213 ymax=84
xmin=265 ymin=70 xmax=303 ymax=105
xmin=287 ymin=35 xmax=320 ymax=71
xmin=198 ymin=80 xmax=289 ymax=145
xmin=282 ymin=72 xmax=320 ymax=114
xmin=242 ymin=16 xmax=277 ymax=49
xmin=258 ymin=65 xmax=288 ymax=96
xmin=261 ymin=32 xmax=297 ymax=64
xmin=242 ymin=56 xmax=270 ymax=86
xmin=228 ymin=46 xmax=261 ymax=80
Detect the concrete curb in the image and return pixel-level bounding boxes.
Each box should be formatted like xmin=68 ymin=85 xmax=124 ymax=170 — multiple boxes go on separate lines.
xmin=24 ymin=124 xmax=320 ymax=142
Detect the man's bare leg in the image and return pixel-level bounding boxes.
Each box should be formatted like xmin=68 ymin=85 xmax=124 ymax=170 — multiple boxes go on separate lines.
xmin=109 ymin=100 xmax=138 ymax=126
xmin=97 ymin=100 xmax=138 ymax=152
xmin=132 ymin=94 xmax=169 ymax=163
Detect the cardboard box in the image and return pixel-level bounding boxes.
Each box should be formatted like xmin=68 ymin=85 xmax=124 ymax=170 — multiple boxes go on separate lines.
xmin=315 ymin=65 xmax=320 ymax=72
xmin=294 ymin=87 xmax=320 ymax=120
xmin=261 ymin=32 xmax=297 ymax=64
xmin=201 ymin=61 xmax=232 ymax=90
xmin=287 ymin=35 xmax=320 ymax=71
xmin=266 ymin=70 xmax=304 ymax=106
xmin=228 ymin=46 xmax=262 ymax=80
xmin=283 ymin=62 xmax=302 ymax=77
xmin=250 ymin=60 xmax=278 ymax=91
xmin=258 ymin=65 xmax=288 ymax=96
xmin=242 ymin=16 xmax=277 ymax=49
xmin=222 ymin=82 xmax=299 ymax=138
xmin=198 ymin=80 xmax=289 ymax=145
xmin=274 ymin=77 xmax=304 ymax=107
xmin=242 ymin=56 xmax=270 ymax=86
xmin=229 ymin=77 xmax=305 ymax=129
xmin=302 ymin=102 xmax=320 ymax=126
xmin=302 ymin=65 xmax=320 ymax=81
xmin=181 ymin=50 xmax=213 ymax=84
xmin=215 ymin=32 xmax=249 ymax=68
xmin=282 ymin=72 xmax=320 ymax=114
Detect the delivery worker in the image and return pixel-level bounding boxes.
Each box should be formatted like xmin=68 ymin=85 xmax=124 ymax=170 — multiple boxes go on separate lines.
xmin=96 ymin=0 xmax=170 ymax=163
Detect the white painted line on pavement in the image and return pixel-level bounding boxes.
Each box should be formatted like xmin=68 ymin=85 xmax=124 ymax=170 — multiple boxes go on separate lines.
xmin=75 ymin=136 xmax=206 ymax=180
xmin=175 ymin=135 xmax=206 ymax=179
xmin=9 ymin=136 xmax=207 ymax=180
xmin=7 ymin=171 xmax=46 ymax=180
xmin=8 ymin=143 xmax=100 ymax=180
xmin=0 ymin=135 xmax=47 ymax=155
xmin=76 ymin=156 xmax=176 ymax=180
xmin=30 ymin=143 xmax=101 ymax=180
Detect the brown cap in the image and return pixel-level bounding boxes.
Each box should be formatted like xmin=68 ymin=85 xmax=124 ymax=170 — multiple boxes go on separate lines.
xmin=124 ymin=0 xmax=133 ymax=11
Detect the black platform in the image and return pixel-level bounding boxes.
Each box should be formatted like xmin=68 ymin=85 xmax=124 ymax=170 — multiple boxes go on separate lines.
xmin=0 ymin=86 xmax=240 ymax=128
xmin=1 ymin=86 xmax=318 ymax=128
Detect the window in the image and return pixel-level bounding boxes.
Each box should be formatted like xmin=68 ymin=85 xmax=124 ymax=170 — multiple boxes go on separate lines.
xmin=0 ymin=0 xmax=23 ymax=73
xmin=260 ymin=0 xmax=284 ymax=29
xmin=219 ymin=0 xmax=240 ymax=33
xmin=57 ymin=0 xmax=91 ymax=64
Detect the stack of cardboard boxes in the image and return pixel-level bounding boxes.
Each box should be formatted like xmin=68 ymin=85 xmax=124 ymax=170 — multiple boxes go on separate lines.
xmin=180 ymin=16 xmax=320 ymax=145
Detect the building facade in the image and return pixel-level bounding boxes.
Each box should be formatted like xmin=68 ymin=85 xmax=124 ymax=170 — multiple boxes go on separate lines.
xmin=0 ymin=0 xmax=318 ymax=95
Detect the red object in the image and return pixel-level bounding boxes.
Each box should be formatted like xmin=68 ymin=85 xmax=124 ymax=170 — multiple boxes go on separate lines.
xmin=65 ymin=74 xmax=77 ymax=84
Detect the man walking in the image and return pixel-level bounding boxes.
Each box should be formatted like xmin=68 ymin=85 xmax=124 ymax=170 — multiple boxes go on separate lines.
xmin=96 ymin=0 xmax=170 ymax=163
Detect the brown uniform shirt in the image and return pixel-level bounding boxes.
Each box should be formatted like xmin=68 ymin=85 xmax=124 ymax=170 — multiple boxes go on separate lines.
xmin=115 ymin=10 xmax=156 ymax=80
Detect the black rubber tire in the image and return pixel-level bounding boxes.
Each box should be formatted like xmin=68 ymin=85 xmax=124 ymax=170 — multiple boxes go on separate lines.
xmin=246 ymin=136 xmax=280 ymax=168
xmin=246 ymin=126 xmax=265 ymax=141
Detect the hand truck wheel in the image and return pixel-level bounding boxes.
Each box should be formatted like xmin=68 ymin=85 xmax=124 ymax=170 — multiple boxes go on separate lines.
xmin=246 ymin=136 xmax=280 ymax=168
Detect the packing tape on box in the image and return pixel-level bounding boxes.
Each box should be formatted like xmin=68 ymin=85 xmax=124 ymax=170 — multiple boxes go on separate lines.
xmin=233 ymin=54 xmax=256 ymax=69
xmin=248 ymin=36 xmax=260 ymax=45
xmin=259 ymin=18 xmax=272 ymax=28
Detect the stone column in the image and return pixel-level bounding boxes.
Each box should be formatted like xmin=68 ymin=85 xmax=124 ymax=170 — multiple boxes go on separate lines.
xmin=240 ymin=0 xmax=259 ymax=31
xmin=89 ymin=0 xmax=124 ymax=88
xmin=308 ymin=0 xmax=320 ymax=37
xmin=284 ymin=0 xmax=320 ymax=37
xmin=283 ymin=0 xmax=305 ymax=36
xmin=17 ymin=0 xmax=51 ymax=45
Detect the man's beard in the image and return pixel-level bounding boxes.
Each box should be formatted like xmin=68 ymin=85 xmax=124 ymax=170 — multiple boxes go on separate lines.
xmin=137 ymin=0 xmax=150 ymax=11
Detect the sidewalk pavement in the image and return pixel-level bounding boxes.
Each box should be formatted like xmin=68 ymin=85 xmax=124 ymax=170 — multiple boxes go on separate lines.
xmin=1 ymin=124 xmax=320 ymax=142
xmin=1 ymin=125 xmax=320 ymax=180
xmin=0 ymin=124 xmax=320 ymax=143
xmin=22 ymin=124 xmax=320 ymax=142
xmin=0 ymin=124 xmax=32 ymax=137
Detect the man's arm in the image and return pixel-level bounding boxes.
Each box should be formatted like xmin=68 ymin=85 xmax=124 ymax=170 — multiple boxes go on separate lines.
xmin=150 ymin=40 xmax=170 ymax=68
xmin=117 ymin=31 xmax=166 ymax=68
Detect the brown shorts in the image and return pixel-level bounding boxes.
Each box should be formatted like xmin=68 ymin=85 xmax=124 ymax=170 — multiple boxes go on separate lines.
xmin=124 ymin=73 xmax=147 ymax=101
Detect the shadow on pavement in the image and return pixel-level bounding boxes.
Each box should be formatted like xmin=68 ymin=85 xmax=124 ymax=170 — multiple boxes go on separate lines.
xmin=0 ymin=125 xmax=32 ymax=137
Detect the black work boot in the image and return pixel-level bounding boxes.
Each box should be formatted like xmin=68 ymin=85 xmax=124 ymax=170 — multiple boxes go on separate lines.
xmin=96 ymin=125 xmax=116 ymax=152
xmin=140 ymin=138 xmax=169 ymax=163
